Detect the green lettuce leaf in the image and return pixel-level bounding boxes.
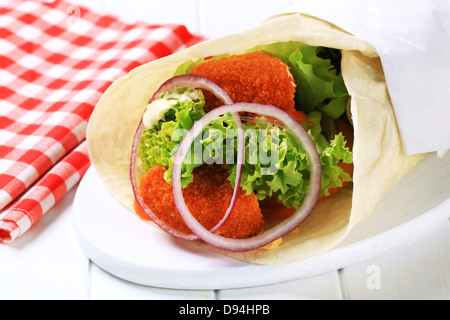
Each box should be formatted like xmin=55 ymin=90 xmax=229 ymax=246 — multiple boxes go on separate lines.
xmin=138 ymin=88 xmax=206 ymax=187
xmin=226 ymin=111 xmax=352 ymax=209
xmin=288 ymin=46 xmax=349 ymax=119
xmin=245 ymin=42 xmax=350 ymax=119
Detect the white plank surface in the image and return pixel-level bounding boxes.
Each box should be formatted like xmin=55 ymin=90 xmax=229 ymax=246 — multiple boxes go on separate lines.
xmin=0 ymin=188 xmax=90 ymax=300
xmin=71 ymin=0 xmax=299 ymax=39
xmin=216 ymin=271 xmax=343 ymax=300
xmin=198 ymin=0 xmax=293 ymax=38
xmin=89 ymin=263 xmax=215 ymax=300
xmin=340 ymin=222 xmax=450 ymax=300
xmin=1 ymin=0 xmax=449 ymax=300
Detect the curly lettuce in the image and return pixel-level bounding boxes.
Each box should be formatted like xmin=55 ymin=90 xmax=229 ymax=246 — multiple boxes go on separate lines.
xmin=138 ymin=88 xmax=206 ymax=185
xmin=246 ymin=42 xmax=349 ymax=120
xmin=227 ymin=112 xmax=352 ymax=209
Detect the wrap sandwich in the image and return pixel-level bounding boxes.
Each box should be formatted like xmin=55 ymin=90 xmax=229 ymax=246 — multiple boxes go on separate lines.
xmin=86 ymin=14 xmax=426 ymax=265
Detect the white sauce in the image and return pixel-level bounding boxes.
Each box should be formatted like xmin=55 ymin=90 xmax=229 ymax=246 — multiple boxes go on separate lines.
xmin=142 ymin=89 xmax=200 ymax=129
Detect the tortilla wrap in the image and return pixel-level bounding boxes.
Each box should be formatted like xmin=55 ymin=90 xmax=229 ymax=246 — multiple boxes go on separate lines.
xmin=86 ymin=14 xmax=426 ymax=264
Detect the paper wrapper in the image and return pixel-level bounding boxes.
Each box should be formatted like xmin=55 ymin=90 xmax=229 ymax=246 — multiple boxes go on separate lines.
xmin=273 ymin=0 xmax=450 ymax=156
xmin=87 ymin=14 xmax=426 ymax=264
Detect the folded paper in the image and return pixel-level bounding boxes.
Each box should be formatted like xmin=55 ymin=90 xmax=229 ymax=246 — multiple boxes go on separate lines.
xmin=270 ymin=0 xmax=450 ymax=155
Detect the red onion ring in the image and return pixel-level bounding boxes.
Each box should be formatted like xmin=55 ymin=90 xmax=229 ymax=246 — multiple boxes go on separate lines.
xmin=149 ymin=75 xmax=233 ymax=105
xmin=172 ymin=103 xmax=322 ymax=252
xmin=130 ymin=75 xmax=243 ymax=240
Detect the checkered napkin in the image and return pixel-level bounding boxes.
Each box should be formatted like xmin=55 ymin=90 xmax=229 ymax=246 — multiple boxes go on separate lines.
xmin=0 ymin=0 xmax=205 ymax=242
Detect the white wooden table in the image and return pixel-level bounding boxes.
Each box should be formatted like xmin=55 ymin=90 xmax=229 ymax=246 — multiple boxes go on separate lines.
xmin=1 ymin=184 xmax=449 ymax=300
xmin=1 ymin=0 xmax=449 ymax=300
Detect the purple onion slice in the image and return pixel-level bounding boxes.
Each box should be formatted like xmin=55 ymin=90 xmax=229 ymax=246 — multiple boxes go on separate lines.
xmin=130 ymin=75 xmax=242 ymax=240
xmin=172 ymin=103 xmax=322 ymax=252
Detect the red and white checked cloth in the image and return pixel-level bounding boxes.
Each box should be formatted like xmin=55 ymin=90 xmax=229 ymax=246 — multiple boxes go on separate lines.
xmin=0 ymin=0 xmax=205 ymax=242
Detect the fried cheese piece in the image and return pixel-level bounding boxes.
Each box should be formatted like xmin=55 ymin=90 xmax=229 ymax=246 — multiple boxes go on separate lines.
xmin=138 ymin=165 xmax=264 ymax=239
xmin=190 ymin=51 xmax=306 ymax=121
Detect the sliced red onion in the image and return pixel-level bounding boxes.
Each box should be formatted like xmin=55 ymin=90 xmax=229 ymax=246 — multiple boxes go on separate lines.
xmin=150 ymin=74 xmax=234 ymax=105
xmin=172 ymin=103 xmax=322 ymax=252
xmin=130 ymin=75 xmax=242 ymax=240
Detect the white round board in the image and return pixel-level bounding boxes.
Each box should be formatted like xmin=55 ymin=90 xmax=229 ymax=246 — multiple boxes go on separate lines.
xmin=73 ymin=152 xmax=450 ymax=290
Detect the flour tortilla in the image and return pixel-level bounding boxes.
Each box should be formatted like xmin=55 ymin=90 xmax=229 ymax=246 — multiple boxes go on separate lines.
xmin=86 ymin=14 xmax=425 ymax=265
